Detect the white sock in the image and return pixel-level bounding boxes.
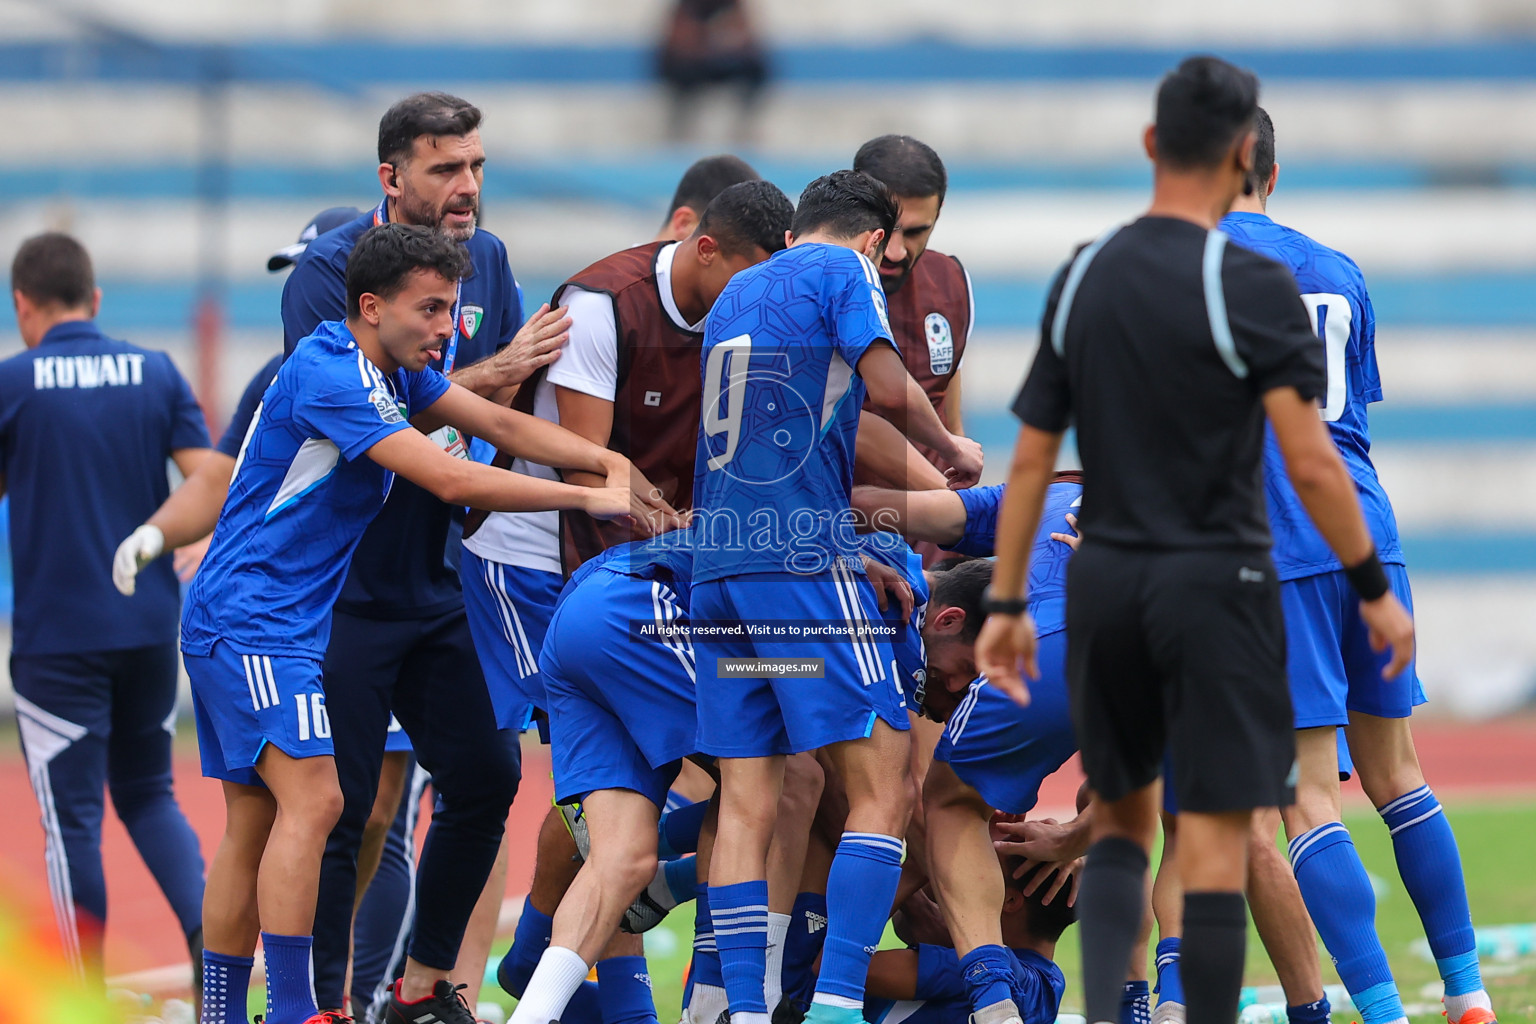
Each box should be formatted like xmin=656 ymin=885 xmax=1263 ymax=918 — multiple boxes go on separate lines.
xmin=811 ymin=994 xmax=863 ymax=1010
xmin=764 ymin=911 xmax=791 ymax=1010
xmin=1444 ymin=991 xmax=1494 ymax=1021
xmin=730 ymin=1014 xmax=771 ymax=1024
xmin=687 ymin=983 xmax=727 ymax=1024
xmin=508 ymin=946 xmax=590 ymax=1024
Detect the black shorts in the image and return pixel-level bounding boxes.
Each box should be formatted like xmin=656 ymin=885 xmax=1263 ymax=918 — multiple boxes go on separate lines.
xmin=1065 ymin=542 xmax=1296 ymax=813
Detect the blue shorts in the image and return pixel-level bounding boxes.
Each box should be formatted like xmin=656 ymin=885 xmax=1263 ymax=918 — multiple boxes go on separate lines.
xmin=461 ymin=549 xmax=563 ymax=731
xmin=542 ymin=569 xmax=697 ymax=808
xmin=693 ymin=568 xmax=910 ymax=758
xmin=1282 ymin=565 xmax=1427 ymax=729
xmin=933 ymin=630 xmax=1076 ymax=815
xmin=384 ymin=714 xmax=412 ymax=754
xmin=186 ymin=641 xmax=334 ymax=786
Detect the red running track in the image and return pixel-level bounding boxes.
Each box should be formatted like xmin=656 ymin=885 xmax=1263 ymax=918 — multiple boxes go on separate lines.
xmin=0 ymin=718 xmax=1532 ymax=981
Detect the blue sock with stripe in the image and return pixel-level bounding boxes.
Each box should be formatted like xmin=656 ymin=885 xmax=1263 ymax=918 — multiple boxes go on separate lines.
xmin=1288 ymin=824 xmax=1406 ymax=1024
xmin=960 ymin=945 xmax=1016 ymax=1014
xmin=200 ymin=951 xmax=253 ymax=1024
xmin=781 ymin=891 xmax=827 ymax=1013
xmin=1154 ymin=937 xmax=1184 ymax=1007
xmin=814 ymin=832 xmax=905 ymax=1006
xmin=1378 ymin=786 xmax=1489 ymax=1017
xmin=1121 ymin=980 xmax=1151 ymax=1024
xmin=692 ymin=883 xmax=725 ymax=988
xmin=498 ymin=897 xmax=603 ymax=1024
xmin=711 ymin=879 xmax=770 ymax=1022
xmin=659 ymin=801 xmax=710 ymax=859
xmin=663 ymin=856 xmax=699 ymax=905
xmin=597 ymin=956 xmax=660 ymax=1024
xmin=260 ymin=932 xmax=318 ymax=1024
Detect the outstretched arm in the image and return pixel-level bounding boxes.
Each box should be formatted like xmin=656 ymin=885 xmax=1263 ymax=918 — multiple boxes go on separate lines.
xmin=851 ymin=485 xmax=968 ymax=548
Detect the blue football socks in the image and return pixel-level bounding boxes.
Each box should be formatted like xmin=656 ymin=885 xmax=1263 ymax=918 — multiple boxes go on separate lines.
xmin=200 ymin=950 xmax=253 ymax=1024
xmin=780 ymin=891 xmax=827 ymax=1013
xmin=711 ymin=879 xmax=771 ymax=1023
xmin=1289 ymin=824 xmax=1407 ymax=1024
xmin=260 ymin=932 xmax=317 ymax=1024
xmin=1154 ymin=937 xmax=1184 ymax=1009
xmin=1121 ymin=980 xmax=1151 ymax=1024
xmin=960 ymin=945 xmax=1016 ymax=1014
xmin=814 ymin=832 xmax=904 ymax=1007
xmin=1287 ymin=996 xmax=1332 ymax=1024
xmin=597 ymin=956 xmax=660 ymax=1024
xmin=658 ymin=801 xmax=710 ymax=860
xmin=498 ymin=897 xmax=603 ymax=1024
xmin=1378 ymin=786 xmax=1490 ymax=1019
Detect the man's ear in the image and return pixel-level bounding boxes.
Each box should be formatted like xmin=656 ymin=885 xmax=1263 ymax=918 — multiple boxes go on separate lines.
xmin=671 ymin=207 xmax=700 ymax=240
xmin=378 ymin=162 xmax=402 ymax=199
xmin=357 ymin=292 xmax=382 ymax=326
xmin=88 ymin=287 xmax=102 ymax=319
xmin=1143 ymin=123 xmax=1158 ymax=162
xmin=929 ymin=603 xmax=967 ymax=637
xmin=1001 ymin=887 xmax=1024 ymax=914
xmin=862 ymin=227 xmax=887 ymax=261
xmin=696 ymin=234 xmax=720 ymax=264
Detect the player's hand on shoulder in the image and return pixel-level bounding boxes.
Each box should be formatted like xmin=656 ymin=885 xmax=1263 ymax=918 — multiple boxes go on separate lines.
xmin=940 ymin=433 xmax=984 ymax=489
xmin=112 ymin=524 xmax=165 ymax=596
xmin=489 ymin=303 xmax=571 ymax=387
xmin=975 ymin=609 xmax=1036 ymax=707
xmin=1360 ymin=590 xmax=1415 ymax=680
xmin=861 ymin=554 xmax=914 ymax=622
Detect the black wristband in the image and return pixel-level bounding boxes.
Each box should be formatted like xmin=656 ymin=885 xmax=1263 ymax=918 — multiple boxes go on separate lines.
xmin=982 ymin=593 xmax=1029 ymax=616
xmin=1343 ymin=550 xmax=1390 ymax=602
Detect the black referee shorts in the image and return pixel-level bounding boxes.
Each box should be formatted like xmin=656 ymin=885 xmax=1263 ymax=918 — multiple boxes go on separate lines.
xmin=1065 ymin=541 xmax=1296 ymax=814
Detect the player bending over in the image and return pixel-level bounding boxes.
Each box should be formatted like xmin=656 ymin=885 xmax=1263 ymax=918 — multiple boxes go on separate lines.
xmin=180 ymin=223 xmax=665 ymax=1024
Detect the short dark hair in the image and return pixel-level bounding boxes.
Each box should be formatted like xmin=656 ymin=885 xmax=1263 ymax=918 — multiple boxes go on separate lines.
xmin=1154 ymin=56 xmax=1260 ymax=171
xmin=346 ymin=224 xmax=473 ymax=319
xmin=1006 ymin=857 xmax=1079 ymax=942
xmin=1249 ymin=106 xmax=1276 ymax=197
xmin=669 ymin=155 xmax=761 ymax=216
xmin=929 ymin=558 xmax=993 ymax=644
xmin=695 ymin=180 xmax=794 ymax=258
xmin=11 ymin=232 xmax=95 ymax=309
xmin=853 ymin=135 xmax=948 ymax=204
xmin=790 ymin=170 xmax=899 ymax=243
xmin=378 ymin=92 xmax=483 ymax=167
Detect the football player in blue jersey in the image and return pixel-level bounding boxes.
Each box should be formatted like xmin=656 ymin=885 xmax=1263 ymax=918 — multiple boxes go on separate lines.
xmin=1222 ymin=108 xmax=1496 ymax=1024
xmin=863 ymin=858 xmax=1075 ymax=1024
xmin=692 ymin=169 xmax=983 ymax=1024
xmin=179 ymin=224 xmax=665 ymax=1024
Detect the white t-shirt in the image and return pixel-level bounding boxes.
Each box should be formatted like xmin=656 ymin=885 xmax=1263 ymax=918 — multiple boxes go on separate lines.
xmin=464 ymin=241 xmax=701 ymax=572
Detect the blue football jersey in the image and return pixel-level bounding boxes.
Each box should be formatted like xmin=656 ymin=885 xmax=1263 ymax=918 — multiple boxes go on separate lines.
xmin=692 ymin=243 xmax=896 ymax=582
xmin=953 ymin=480 xmax=1080 ymax=637
xmin=575 ymin=534 xmax=696 ymax=610
xmin=868 ymin=944 xmax=1064 ymax=1024
xmin=182 ymin=320 xmax=451 ymax=660
xmin=1221 ymin=212 xmax=1403 ymax=580
xmin=860 ymin=536 xmax=931 ymax=701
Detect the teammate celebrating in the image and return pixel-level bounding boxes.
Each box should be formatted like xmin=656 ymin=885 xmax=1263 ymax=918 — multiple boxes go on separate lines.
xmin=1225 ymin=108 xmax=1497 ymax=1024
xmin=976 ymin=57 xmax=1413 ymax=1024
xmin=852 ymin=136 xmax=971 ymax=452
xmin=3 ymin=233 xmax=210 ymax=993
xmin=692 ymin=169 xmax=982 ymax=1024
xmin=279 ymin=92 xmax=570 ymax=1019
xmin=184 ymin=224 xmax=659 ymax=1024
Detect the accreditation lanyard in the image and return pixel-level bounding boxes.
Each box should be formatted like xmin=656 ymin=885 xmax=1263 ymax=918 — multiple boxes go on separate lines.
xmin=372 ymin=198 xmax=464 ymax=372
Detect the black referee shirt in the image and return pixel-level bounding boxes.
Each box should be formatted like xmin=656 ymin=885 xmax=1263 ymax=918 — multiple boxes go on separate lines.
xmin=1014 ymin=215 xmax=1326 ymax=550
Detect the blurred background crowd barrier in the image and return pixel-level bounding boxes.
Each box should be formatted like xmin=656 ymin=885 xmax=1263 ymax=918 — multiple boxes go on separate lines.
xmin=1 ymin=0 xmax=1534 ymax=716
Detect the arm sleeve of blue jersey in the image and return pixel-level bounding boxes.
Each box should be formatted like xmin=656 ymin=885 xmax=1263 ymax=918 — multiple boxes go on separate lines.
xmin=281 ymin=256 xmax=347 ymax=357
xmin=216 ymin=354 xmax=282 ymax=457
xmin=296 ymin=373 xmax=413 ymax=462
xmin=829 ymin=251 xmax=896 ymax=365
xmin=502 ymin=259 xmax=524 ymax=349
xmin=165 ymin=355 xmax=212 ymax=450
xmin=404 ymin=366 xmax=453 ymax=415
xmin=912 ymin=945 xmax=966 ymax=1001
xmin=1012 ymin=262 xmax=1072 ymax=433
xmin=1358 ymin=291 xmax=1384 ymax=404
xmin=1226 ymin=254 xmax=1327 ymax=401
xmin=951 ymin=483 xmax=1005 ymax=557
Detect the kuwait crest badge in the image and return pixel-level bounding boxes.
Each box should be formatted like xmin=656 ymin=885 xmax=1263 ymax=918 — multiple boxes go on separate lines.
xmin=459 ymin=305 xmax=484 ymax=339
xmin=924 ymin=312 xmax=954 ymax=376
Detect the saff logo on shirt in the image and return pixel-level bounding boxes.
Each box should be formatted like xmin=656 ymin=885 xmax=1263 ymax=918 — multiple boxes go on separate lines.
xmin=369 ymin=386 xmax=405 ymax=424
xmin=459 ymin=305 xmax=484 ymax=339
xmin=925 ymin=313 xmax=954 ymax=376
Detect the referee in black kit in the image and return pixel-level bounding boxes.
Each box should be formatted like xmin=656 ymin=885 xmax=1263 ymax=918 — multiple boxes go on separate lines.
xmin=975 ymin=57 xmax=1416 ymax=1024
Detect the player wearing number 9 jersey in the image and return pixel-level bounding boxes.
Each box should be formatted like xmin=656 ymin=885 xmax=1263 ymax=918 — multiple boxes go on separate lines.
xmin=691 ymin=170 xmax=983 ymax=1024
xmin=1223 ymin=108 xmax=1496 ymax=1024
